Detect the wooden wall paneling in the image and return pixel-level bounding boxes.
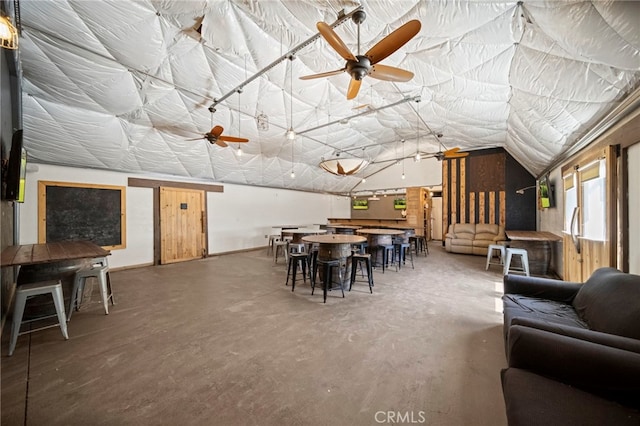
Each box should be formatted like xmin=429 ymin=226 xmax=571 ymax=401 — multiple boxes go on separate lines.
xmin=489 ymin=191 xmax=496 ymax=224
xmin=606 ymin=145 xmax=617 ymax=269
xmin=460 ymin=158 xmax=466 ymax=223
xmin=479 ymin=191 xmax=485 ymax=224
xmin=469 ymin=192 xmax=476 ymax=224
xmin=451 ymin=159 xmax=457 ymax=224
xmin=499 ymin=191 xmax=506 ymax=227
xmin=443 ymin=160 xmax=449 ymax=235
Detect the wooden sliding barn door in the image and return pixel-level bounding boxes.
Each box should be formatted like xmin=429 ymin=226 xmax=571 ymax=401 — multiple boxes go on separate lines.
xmin=160 ymin=187 xmax=206 ymax=264
xmin=562 ymin=146 xmax=617 ymax=282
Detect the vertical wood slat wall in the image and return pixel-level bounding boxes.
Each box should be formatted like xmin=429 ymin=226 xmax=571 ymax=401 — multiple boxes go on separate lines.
xmin=442 ymin=156 xmax=507 ymax=236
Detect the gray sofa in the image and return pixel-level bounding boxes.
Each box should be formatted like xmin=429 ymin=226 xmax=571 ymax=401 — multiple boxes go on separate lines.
xmin=501 ymin=267 xmax=640 ymax=425
xmin=444 ymin=223 xmax=506 ymax=255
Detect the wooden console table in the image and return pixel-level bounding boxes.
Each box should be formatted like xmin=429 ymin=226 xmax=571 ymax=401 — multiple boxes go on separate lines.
xmin=505 ymin=231 xmax=561 ymax=276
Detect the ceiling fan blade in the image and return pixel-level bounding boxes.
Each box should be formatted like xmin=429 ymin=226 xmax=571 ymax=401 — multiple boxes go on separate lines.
xmin=443 ymin=147 xmax=461 ymax=155
xmin=365 ymin=20 xmax=421 ymax=65
xmin=299 ymin=68 xmax=345 ymax=80
xmin=317 ymin=22 xmax=357 ymax=61
xmin=218 ymin=135 xmax=249 ymax=143
xmin=215 ymin=140 xmax=228 ymax=148
xmin=352 ymin=103 xmax=370 ymax=110
xmin=445 ymin=152 xmax=469 ymax=158
xmin=336 ymin=162 xmax=346 ymax=175
xmin=186 ymin=137 xmax=204 ymax=141
xmin=346 ymin=78 xmax=362 ymax=100
xmin=210 ymin=125 xmax=224 ymax=138
xmin=369 ymin=64 xmax=414 ymax=82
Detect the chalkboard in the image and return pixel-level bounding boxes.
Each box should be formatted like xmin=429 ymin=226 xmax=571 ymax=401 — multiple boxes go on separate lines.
xmin=38 ymin=181 xmax=126 ymax=250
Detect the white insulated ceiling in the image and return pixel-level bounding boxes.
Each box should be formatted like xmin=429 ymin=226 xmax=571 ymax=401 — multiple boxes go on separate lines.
xmin=17 ymin=1 xmax=640 ymax=194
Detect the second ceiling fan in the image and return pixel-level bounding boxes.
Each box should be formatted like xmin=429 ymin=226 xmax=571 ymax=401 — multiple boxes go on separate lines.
xmin=300 ymin=11 xmax=421 ymax=100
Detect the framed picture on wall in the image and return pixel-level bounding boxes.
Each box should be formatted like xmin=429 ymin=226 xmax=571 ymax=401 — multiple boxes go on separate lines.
xmin=352 ymin=199 xmax=369 ymax=210
xmin=394 ymin=198 xmax=407 ymax=210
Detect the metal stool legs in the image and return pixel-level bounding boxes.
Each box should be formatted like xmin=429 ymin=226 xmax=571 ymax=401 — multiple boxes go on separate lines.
xmin=9 ymin=280 xmax=69 ymax=356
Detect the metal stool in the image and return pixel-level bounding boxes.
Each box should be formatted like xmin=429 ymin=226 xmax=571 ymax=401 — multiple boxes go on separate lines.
xmin=68 ymin=257 xmax=114 ymax=320
xmin=503 ymin=248 xmax=530 ymax=276
xmin=312 ymin=259 xmax=344 ymax=303
xmin=9 ymin=280 xmax=69 ymax=356
xmin=350 ymin=253 xmax=374 ymax=293
xmin=409 ymin=235 xmax=428 ymax=256
xmin=486 ymin=244 xmax=506 ymax=271
xmin=286 ymin=252 xmax=308 ymax=292
xmin=394 ymin=241 xmax=414 ymax=270
xmin=273 ymin=239 xmax=289 ymax=264
xmin=377 ymin=244 xmax=397 ymax=273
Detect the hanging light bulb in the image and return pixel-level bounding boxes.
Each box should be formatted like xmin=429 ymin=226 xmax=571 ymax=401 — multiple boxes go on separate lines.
xmin=401 ymin=139 xmax=406 ymax=179
xmin=361 ymin=178 xmax=366 ymax=183
xmin=414 ymin=97 xmax=421 ymax=162
xmin=285 ymin=56 xmax=296 ymax=141
xmin=237 ymin=145 xmax=243 ymax=156
xmin=290 ymin=169 xmax=295 ymax=179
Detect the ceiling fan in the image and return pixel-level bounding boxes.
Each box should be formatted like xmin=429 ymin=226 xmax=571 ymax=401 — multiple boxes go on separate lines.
xmin=300 ymin=10 xmax=421 ymax=100
xmin=427 ymin=146 xmax=469 ymax=161
xmin=186 ymin=125 xmax=249 ymax=148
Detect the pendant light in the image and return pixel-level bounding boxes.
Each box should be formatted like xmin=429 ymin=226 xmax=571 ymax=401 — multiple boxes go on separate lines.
xmin=401 ymin=139 xmax=406 ymax=179
xmin=414 ymin=97 xmax=421 ymax=162
xmin=285 ymin=56 xmax=296 ymax=141
xmin=287 ymin=57 xmax=295 ymax=178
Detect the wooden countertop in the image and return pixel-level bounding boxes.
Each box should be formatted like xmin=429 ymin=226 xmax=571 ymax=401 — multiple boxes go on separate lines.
xmin=356 ymin=228 xmax=405 ymax=235
xmin=1 ymin=241 xmax=111 ymax=267
xmin=302 ymin=235 xmax=366 ymax=244
xmin=505 ymin=231 xmax=562 ymax=241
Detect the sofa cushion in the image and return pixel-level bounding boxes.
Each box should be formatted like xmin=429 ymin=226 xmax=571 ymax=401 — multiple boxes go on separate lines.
xmin=501 ymin=368 xmax=640 ymax=426
xmin=503 ymin=294 xmax=588 ymax=341
xmin=572 ymin=267 xmax=640 ymax=340
xmin=475 ymin=224 xmax=500 ymax=241
xmin=451 ymin=238 xmax=473 ymax=247
xmin=451 ymin=224 xmax=476 ymax=240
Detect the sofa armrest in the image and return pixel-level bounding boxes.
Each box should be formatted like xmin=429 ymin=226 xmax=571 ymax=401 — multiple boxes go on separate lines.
xmin=444 ymin=232 xmax=455 ymax=239
xmin=503 ymin=274 xmax=582 ymax=302
xmin=510 ymin=317 xmax=640 ymax=353
xmin=507 ymin=325 xmax=640 ymax=407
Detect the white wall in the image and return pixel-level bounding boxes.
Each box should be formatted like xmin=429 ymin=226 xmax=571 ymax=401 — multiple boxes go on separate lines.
xmin=19 ymin=164 xmax=350 ymax=268
xmin=629 ymin=143 xmax=639 ymax=274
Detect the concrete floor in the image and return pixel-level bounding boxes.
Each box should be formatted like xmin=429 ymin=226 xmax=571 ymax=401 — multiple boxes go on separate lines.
xmin=1 ymin=245 xmax=508 ymax=426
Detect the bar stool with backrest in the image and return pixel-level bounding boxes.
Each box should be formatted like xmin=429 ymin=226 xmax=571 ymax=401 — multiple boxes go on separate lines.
xmin=68 ymin=256 xmax=114 ymax=320
xmin=9 ymin=279 xmax=69 ymax=356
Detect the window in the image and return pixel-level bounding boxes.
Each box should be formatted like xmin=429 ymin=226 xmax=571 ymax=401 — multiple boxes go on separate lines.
xmin=563 ymin=173 xmax=577 ymax=233
xmin=580 ymin=159 xmax=606 ymax=241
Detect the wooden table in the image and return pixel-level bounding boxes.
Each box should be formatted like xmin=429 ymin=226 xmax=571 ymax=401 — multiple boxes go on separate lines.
xmin=1 ymin=241 xmax=110 ymax=267
xmin=356 ymin=228 xmax=405 ymax=265
xmin=302 ymin=234 xmax=366 ymax=294
xmin=2 ymin=241 xmax=111 ymax=315
xmin=282 ymin=228 xmax=327 ymax=244
xmin=505 ymin=231 xmax=561 ymax=276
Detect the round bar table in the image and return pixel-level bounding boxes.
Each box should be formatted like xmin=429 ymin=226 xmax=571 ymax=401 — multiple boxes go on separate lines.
xmin=356 ymin=228 xmax=405 ymax=266
xmin=282 ymin=228 xmax=327 ymax=244
xmin=302 ymin=234 xmax=366 ymax=298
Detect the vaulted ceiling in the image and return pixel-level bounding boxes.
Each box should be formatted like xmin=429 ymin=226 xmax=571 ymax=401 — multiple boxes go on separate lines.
xmin=17 ymin=1 xmax=640 ymax=194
